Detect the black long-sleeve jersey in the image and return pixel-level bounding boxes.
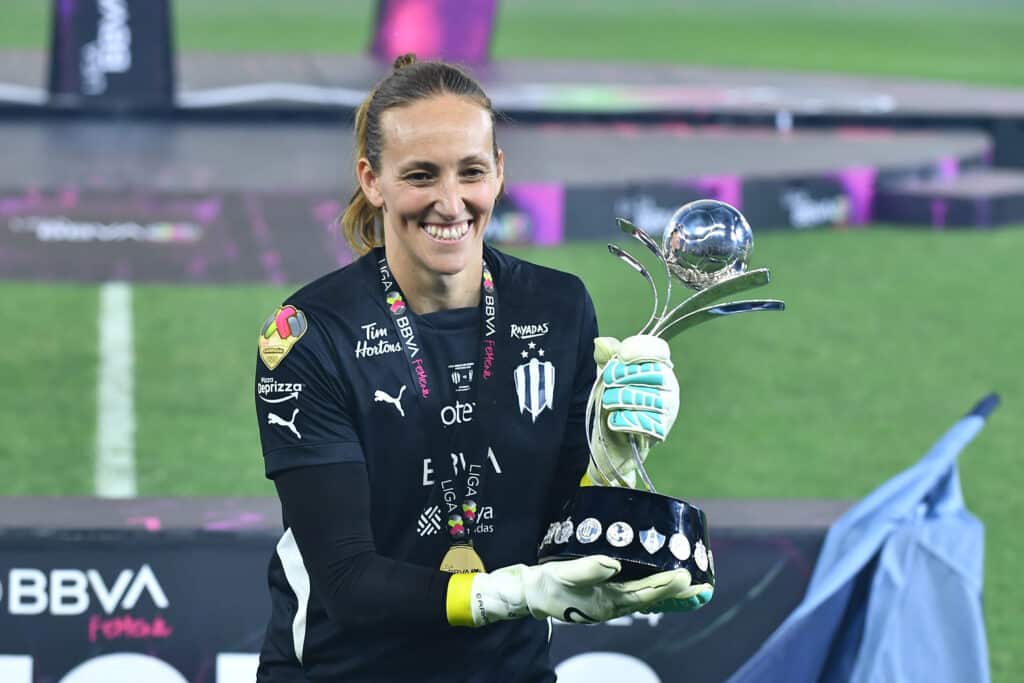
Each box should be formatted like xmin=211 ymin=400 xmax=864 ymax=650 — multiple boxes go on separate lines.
xmin=255 ymin=245 xmax=597 ymax=681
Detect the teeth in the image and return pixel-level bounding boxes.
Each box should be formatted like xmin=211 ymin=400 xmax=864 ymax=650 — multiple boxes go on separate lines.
xmin=423 ymin=221 xmax=470 ymax=241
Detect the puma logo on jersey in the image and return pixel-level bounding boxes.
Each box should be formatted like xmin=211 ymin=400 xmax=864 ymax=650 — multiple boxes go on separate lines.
xmin=374 ymin=385 xmax=406 ymax=417
xmin=267 ymin=408 xmax=301 ymax=439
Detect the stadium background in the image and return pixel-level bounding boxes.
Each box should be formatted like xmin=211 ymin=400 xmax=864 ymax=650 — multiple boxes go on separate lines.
xmin=0 ymin=0 xmax=1021 ymax=680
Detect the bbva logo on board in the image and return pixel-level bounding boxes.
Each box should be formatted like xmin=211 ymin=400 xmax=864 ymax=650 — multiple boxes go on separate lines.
xmin=0 ymin=564 xmax=168 ymax=616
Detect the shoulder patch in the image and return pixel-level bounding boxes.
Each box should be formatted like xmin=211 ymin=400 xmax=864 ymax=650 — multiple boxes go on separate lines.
xmin=258 ymin=305 xmax=308 ymax=370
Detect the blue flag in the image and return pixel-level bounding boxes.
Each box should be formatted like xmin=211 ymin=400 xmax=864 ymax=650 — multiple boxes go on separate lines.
xmin=728 ymin=394 xmax=997 ymax=683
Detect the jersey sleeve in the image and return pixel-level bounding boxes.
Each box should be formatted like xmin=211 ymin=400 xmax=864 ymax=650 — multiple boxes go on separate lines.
xmin=274 ymin=461 xmax=451 ymax=630
xmin=255 ymin=305 xmax=363 ymax=478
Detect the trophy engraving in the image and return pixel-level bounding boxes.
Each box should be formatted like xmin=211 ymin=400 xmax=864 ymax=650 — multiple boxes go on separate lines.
xmin=538 ymin=199 xmax=784 ymax=583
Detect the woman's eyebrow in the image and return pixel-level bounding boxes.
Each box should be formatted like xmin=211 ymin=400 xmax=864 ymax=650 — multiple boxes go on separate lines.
xmin=397 ymin=160 xmax=440 ymax=173
xmin=397 ymin=155 xmax=491 ymax=173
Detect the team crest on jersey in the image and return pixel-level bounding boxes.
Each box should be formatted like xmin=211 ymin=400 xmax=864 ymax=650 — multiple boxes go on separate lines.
xmin=258 ymin=305 xmax=308 ymax=370
xmin=449 ymin=362 xmax=474 ymax=392
xmin=514 ymin=344 xmax=555 ymax=421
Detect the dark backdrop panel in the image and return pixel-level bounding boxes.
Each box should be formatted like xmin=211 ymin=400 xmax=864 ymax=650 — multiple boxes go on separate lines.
xmin=0 ymin=523 xmax=826 ymax=682
xmin=48 ymin=0 xmax=175 ymax=110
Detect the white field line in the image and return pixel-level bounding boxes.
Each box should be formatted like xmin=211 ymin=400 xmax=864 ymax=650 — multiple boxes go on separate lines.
xmin=0 ymin=83 xmax=47 ymax=105
xmin=95 ymin=282 xmax=137 ymax=498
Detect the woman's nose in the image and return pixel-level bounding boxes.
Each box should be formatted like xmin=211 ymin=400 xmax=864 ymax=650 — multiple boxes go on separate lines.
xmin=433 ymin=177 xmax=466 ymax=218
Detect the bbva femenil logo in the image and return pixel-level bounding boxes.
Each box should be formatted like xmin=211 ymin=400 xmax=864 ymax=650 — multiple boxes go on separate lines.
xmin=0 ymin=564 xmax=168 ymax=616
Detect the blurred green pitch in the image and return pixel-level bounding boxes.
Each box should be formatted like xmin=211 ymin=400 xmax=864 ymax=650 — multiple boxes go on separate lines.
xmin=3 ymin=0 xmax=1024 ymax=86
xmin=3 ymin=230 xmax=1021 ymax=677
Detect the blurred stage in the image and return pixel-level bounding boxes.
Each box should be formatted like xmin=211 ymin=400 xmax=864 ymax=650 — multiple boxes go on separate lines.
xmin=0 ymin=120 xmax=999 ymax=283
xmin=4 ymin=45 xmax=1024 ymax=289
xmin=6 ymin=50 xmax=1024 ymax=121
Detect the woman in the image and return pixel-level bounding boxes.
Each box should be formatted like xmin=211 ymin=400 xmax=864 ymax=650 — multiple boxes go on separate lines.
xmin=254 ymin=55 xmax=707 ymax=682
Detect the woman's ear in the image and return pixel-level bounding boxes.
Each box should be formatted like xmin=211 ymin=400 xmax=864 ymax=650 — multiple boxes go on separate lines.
xmin=494 ymin=147 xmax=505 ymax=200
xmin=357 ymin=158 xmax=384 ymax=208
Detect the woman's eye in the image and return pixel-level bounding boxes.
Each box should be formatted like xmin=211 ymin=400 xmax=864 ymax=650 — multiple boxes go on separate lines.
xmin=462 ymin=167 xmax=486 ymax=178
xmin=405 ymin=173 xmax=432 ymax=183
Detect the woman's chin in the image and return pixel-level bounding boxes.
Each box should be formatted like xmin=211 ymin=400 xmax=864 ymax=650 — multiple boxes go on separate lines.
xmin=423 ymin=252 xmax=473 ymax=277
xmin=420 ymin=238 xmax=483 ymax=275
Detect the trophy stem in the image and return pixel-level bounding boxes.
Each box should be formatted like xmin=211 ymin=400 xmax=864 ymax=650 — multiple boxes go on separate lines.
xmin=650 ymin=268 xmax=771 ymax=336
xmin=630 ymin=437 xmax=657 ymax=493
xmin=617 ymin=218 xmax=674 ymax=330
xmin=607 ymin=244 xmax=661 ymax=335
xmin=657 ymin=299 xmax=785 ymax=341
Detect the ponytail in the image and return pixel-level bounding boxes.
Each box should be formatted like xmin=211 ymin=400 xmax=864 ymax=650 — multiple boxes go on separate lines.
xmin=340 ymin=89 xmax=383 ymax=255
xmin=340 ymin=186 xmax=381 ymax=256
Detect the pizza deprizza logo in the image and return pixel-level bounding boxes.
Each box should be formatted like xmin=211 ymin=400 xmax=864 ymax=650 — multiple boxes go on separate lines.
xmin=510 ymin=322 xmax=549 ymax=340
xmin=257 ymin=378 xmax=304 ymax=403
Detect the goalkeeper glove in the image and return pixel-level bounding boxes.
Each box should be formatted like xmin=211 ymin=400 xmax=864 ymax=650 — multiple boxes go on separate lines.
xmin=587 ymin=335 xmax=679 ymax=486
xmin=642 ymin=582 xmax=715 ymax=614
xmin=446 ymin=555 xmax=692 ymax=627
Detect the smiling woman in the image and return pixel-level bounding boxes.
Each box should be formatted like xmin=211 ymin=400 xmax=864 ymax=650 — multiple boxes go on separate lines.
xmin=252 ymin=55 xmax=702 ymax=682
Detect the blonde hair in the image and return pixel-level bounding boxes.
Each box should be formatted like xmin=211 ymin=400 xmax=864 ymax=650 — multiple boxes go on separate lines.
xmin=340 ymin=54 xmax=500 ymax=255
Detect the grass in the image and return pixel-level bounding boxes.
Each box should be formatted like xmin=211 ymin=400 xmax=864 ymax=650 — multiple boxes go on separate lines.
xmin=2 ymin=226 xmax=1018 ymax=673
xmin=513 ymin=228 xmax=1023 ymax=677
xmin=0 ymin=283 xmax=97 ymax=495
xmin=133 ymin=284 xmax=289 ymax=496
xmin=493 ymin=0 xmax=1024 ymax=86
xmin=2 ymin=1 xmax=1024 ymax=86
xmin=510 ymin=228 xmax=1019 ymax=504
xmin=10 ymin=227 xmax=1018 ymax=507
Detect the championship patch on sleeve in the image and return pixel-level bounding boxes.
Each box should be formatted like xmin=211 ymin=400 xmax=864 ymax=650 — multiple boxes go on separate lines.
xmin=258 ymin=305 xmax=308 ymax=370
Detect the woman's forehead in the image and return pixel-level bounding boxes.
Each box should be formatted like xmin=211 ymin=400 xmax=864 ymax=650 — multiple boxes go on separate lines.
xmin=378 ymin=95 xmax=494 ymax=161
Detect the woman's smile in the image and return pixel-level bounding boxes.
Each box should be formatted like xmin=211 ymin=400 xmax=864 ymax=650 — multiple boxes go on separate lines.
xmin=420 ymin=219 xmax=473 ymax=243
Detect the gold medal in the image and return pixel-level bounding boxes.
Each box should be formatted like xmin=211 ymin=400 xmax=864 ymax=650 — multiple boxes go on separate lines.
xmin=440 ymin=543 xmax=486 ymax=573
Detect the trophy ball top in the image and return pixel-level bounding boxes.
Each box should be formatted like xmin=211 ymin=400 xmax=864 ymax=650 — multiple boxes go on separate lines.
xmin=662 ymin=199 xmax=753 ymax=290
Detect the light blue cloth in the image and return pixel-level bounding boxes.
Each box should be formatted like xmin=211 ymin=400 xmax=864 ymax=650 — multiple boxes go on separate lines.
xmin=728 ymin=394 xmax=997 ymax=683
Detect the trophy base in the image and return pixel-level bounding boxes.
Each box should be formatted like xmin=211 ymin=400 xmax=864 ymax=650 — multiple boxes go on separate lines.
xmin=537 ymin=486 xmax=715 ymax=585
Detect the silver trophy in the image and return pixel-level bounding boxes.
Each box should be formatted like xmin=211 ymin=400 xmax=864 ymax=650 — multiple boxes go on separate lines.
xmin=538 ymin=199 xmax=784 ymax=582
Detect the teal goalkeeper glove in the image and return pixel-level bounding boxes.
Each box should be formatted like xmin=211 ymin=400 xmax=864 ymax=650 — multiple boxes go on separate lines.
xmin=642 ymin=582 xmax=715 ymax=614
xmin=447 ymin=555 xmax=694 ymax=627
xmin=587 ymin=335 xmax=680 ymax=486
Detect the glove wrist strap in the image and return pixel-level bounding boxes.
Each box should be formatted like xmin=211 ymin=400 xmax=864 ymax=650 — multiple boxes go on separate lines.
xmin=446 ymin=572 xmax=479 ymax=627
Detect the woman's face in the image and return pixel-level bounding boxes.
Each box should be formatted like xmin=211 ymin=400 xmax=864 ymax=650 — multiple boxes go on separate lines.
xmin=359 ymin=94 xmax=504 ymax=278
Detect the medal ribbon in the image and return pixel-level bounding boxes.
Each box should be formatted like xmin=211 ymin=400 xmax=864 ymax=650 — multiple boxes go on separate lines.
xmin=374 ymin=248 xmax=499 ymax=549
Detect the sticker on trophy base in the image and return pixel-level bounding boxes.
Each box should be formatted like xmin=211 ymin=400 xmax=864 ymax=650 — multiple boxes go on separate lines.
xmin=639 ymin=527 xmax=666 ymax=555
xmin=668 ymin=532 xmax=691 ymax=561
xmin=606 ymin=521 xmax=634 ymax=548
xmin=694 ymin=539 xmax=709 ymax=572
xmin=555 ymin=519 xmax=574 ymax=544
xmin=575 ymin=517 xmax=602 ymax=544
